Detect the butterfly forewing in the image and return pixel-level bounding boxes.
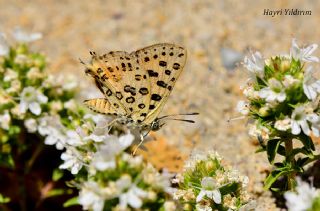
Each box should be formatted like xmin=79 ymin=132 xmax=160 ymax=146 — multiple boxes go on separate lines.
xmin=133 ymin=43 xmax=187 ymax=124
xmin=85 ymin=51 xmax=151 ymax=122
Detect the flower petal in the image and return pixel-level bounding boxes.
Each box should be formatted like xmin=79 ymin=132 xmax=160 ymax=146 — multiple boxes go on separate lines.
xmin=291 ymin=121 xmax=301 ymax=135
xmin=196 ymin=190 xmax=206 ymax=202
xmin=29 ymin=102 xmax=41 ymax=115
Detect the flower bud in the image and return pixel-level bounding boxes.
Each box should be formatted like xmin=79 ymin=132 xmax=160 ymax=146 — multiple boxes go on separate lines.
xmin=258 ymin=107 xmax=269 ymax=117
xmin=280 ymin=59 xmax=290 ymax=72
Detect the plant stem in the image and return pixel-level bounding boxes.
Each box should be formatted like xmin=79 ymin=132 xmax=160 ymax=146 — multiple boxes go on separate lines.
xmin=285 ymin=139 xmax=295 ymax=190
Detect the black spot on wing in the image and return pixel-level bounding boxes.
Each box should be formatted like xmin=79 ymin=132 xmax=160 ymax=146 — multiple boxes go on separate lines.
xmin=151 ymin=94 xmax=162 ymax=101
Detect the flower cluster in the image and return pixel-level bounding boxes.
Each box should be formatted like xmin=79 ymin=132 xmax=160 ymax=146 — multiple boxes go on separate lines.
xmin=284 ymin=178 xmax=320 ymax=211
xmin=238 ymin=39 xmax=320 ymax=190
xmin=173 ymin=151 xmax=254 ymax=211
xmin=239 ymin=39 xmax=320 ymax=139
xmin=0 ymin=28 xmax=83 ymax=169
xmin=59 ymin=114 xmax=177 ymax=211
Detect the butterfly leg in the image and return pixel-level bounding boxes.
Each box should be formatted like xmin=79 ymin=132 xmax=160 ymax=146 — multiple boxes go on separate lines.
xmin=132 ymin=133 xmax=145 ymax=155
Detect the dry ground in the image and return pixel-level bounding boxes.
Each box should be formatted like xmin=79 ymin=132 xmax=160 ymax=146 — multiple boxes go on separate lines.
xmin=1 ymin=0 xmax=320 ymax=210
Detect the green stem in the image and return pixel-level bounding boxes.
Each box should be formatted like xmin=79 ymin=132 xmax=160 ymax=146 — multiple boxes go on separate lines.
xmin=285 ymin=139 xmax=295 ymax=190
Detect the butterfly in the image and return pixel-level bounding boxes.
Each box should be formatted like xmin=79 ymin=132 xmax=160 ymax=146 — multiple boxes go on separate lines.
xmin=82 ymin=43 xmax=197 ymax=134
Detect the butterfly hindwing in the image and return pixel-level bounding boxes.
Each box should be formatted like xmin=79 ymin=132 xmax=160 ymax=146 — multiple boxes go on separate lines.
xmin=133 ymin=43 xmax=187 ymax=124
xmin=84 ymin=98 xmax=118 ymax=116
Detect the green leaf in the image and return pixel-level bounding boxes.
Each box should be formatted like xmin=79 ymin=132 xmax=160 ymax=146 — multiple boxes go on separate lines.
xmin=63 ymin=197 xmax=79 ymax=207
xmin=52 ymin=169 xmax=64 ymax=181
xmin=46 ymin=188 xmax=72 ymax=198
xmin=266 ymin=139 xmax=282 ymax=164
xmin=299 ymin=135 xmax=315 ymax=151
xmin=219 ymin=182 xmax=239 ymax=195
xmin=264 ymin=167 xmax=292 ymax=190
xmin=0 ymin=193 xmax=11 ymax=203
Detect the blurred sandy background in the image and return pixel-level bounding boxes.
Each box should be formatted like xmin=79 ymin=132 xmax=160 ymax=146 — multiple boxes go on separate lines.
xmin=1 ymin=0 xmax=320 ymax=210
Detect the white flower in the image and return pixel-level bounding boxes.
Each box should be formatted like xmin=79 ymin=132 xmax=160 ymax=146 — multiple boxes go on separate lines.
xmin=20 ymin=86 xmax=48 ymax=115
xmin=290 ymin=38 xmax=319 ymax=63
xmin=24 ymin=118 xmax=37 ymax=133
xmin=196 ymin=177 xmax=221 ymax=204
xmin=163 ymin=201 xmax=176 ymax=211
xmin=291 ymin=106 xmax=310 ymax=135
xmin=239 ymin=200 xmax=257 ymax=211
xmin=243 ymin=51 xmax=265 ymax=79
xmin=4 ymin=69 xmax=18 ymax=82
xmin=259 ymin=78 xmax=286 ymax=102
xmin=38 ymin=115 xmax=67 ymax=150
xmin=0 ymin=33 xmax=9 ymax=56
xmin=12 ymin=27 xmax=42 ymax=43
xmin=274 ymin=117 xmax=291 ymax=131
xmin=303 ymin=66 xmax=320 ymax=101
xmin=0 ymin=111 xmax=11 ymax=130
xmin=283 ymin=75 xmax=299 ymax=88
xmin=7 ymin=79 xmax=21 ymax=93
xmin=236 ymin=101 xmax=250 ymax=115
xmin=59 ymin=148 xmax=83 ymax=174
xmin=195 ymin=204 xmax=212 ymax=211
xmin=291 ymin=105 xmax=320 ymax=136
xmin=284 ymin=178 xmax=318 ymax=211
xmin=248 ymin=123 xmax=270 ymax=140
xmin=27 ymin=67 xmax=43 ymax=80
xmin=78 ymin=181 xmax=105 ymax=211
xmin=83 ymin=114 xmax=111 ymax=142
xmin=91 ymin=133 xmax=134 ymax=171
xmin=118 ymin=182 xmax=148 ymax=209
xmin=66 ymin=130 xmax=85 ymax=146
xmin=64 ymin=99 xmax=77 ymax=110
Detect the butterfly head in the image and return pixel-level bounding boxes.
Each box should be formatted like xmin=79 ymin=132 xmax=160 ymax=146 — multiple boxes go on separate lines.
xmin=150 ymin=119 xmax=166 ymax=131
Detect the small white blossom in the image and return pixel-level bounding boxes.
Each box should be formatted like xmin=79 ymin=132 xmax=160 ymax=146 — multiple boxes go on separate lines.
xmin=64 ymin=99 xmax=77 ymax=110
xmin=163 ymin=201 xmax=176 ymax=211
xmin=236 ymin=100 xmax=250 ymax=115
xmin=83 ymin=114 xmax=111 ymax=142
xmin=196 ymin=177 xmax=221 ymax=204
xmin=196 ymin=204 xmax=212 ymax=211
xmin=78 ymin=181 xmax=105 ymax=211
xmin=26 ymin=67 xmax=43 ymax=80
xmin=7 ymin=79 xmax=21 ymax=93
xmin=0 ymin=33 xmax=9 ymax=56
xmin=291 ymin=105 xmax=320 ymax=136
xmin=290 ymin=38 xmax=319 ymax=63
xmin=12 ymin=27 xmax=42 ymax=43
xmin=4 ymin=69 xmax=18 ymax=82
xmin=119 ymin=184 xmax=148 ymax=209
xmin=284 ymin=178 xmax=318 ymax=211
xmin=66 ymin=130 xmax=85 ymax=146
xmin=248 ymin=123 xmax=270 ymax=140
xmin=0 ymin=111 xmax=11 ymax=130
xmin=38 ymin=115 xmax=67 ymax=150
xmin=283 ymin=75 xmax=299 ymax=88
xmin=274 ymin=117 xmax=291 ymax=131
xmin=259 ymin=78 xmax=286 ymax=102
xmin=20 ymin=86 xmax=48 ymax=115
xmin=59 ymin=148 xmax=83 ymax=174
xmin=243 ymin=51 xmax=265 ymax=79
xmin=24 ymin=118 xmax=37 ymax=133
xmin=303 ymin=66 xmax=320 ymax=101
xmin=91 ymin=133 xmax=134 ymax=171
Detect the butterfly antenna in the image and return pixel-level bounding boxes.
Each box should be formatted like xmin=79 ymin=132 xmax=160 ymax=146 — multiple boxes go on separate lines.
xmin=164 ymin=118 xmax=195 ymax=123
xmin=158 ymin=112 xmax=199 ymax=120
xmin=79 ymin=58 xmax=85 ymax=65
xmin=227 ymin=116 xmax=245 ymax=123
